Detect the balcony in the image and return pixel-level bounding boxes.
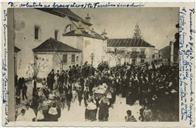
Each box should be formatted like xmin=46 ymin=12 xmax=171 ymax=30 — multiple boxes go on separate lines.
xmin=139 ymin=53 xmax=146 ymax=58
xmin=129 ymin=51 xmax=146 ymax=58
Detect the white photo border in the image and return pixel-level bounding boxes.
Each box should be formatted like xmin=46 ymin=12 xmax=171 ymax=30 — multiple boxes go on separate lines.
xmin=0 ymin=1 xmax=195 ymax=128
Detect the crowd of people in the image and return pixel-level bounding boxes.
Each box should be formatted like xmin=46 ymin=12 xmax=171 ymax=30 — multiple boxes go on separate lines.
xmin=15 ymin=61 xmax=179 ymax=122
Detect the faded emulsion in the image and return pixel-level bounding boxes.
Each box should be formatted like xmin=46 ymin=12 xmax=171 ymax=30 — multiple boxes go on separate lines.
xmin=3 ymin=3 xmax=194 ymax=127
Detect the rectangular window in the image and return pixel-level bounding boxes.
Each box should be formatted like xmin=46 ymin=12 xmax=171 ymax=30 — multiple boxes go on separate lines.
xmin=140 ymin=49 xmax=146 ymax=58
xmin=71 ymin=54 xmax=75 ymax=63
xmin=54 ymin=30 xmax=58 ymax=40
xmin=76 ymin=56 xmax=79 ymax=62
xmin=141 ymin=50 xmax=145 ymax=55
xmin=63 ymin=54 xmax=67 ymax=63
xmin=34 ymin=26 xmax=39 ymax=40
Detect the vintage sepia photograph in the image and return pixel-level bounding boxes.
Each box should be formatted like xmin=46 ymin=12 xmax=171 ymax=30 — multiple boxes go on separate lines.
xmin=8 ymin=7 xmax=179 ymax=122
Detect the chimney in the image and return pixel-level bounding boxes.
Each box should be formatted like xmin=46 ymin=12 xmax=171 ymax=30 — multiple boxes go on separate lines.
xmin=101 ymin=29 xmax=108 ymax=40
xmin=101 ymin=29 xmax=107 ymax=36
xmin=85 ymin=13 xmax=91 ymax=24
xmin=90 ymin=28 xmax=96 ymax=35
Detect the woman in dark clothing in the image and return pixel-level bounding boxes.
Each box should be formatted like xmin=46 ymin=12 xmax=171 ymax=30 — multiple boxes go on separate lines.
xmin=121 ymin=78 xmax=127 ymax=97
xmin=77 ymin=87 xmax=83 ymax=106
xmin=31 ymin=91 xmax=40 ymax=116
xmin=98 ymin=97 xmax=110 ymax=121
xmin=20 ymin=77 xmax=27 ymax=100
xmin=17 ymin=78 xmax=23 ymax=97
xmin=22 ymin=83 xmax=28 ymax=100
xmin=47 ymin=75 xmax=51 ymax=90
xmin=15 ymin=75 xmax=18 ymax=94
xmin=47 ymin=69 xmax=55 ymax=90
xmin=66 ymin=90 xmax=72 ymax=111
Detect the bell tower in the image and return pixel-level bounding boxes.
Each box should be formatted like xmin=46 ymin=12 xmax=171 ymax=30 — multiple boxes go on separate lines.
xmin=133 ymin=24 xmax=142 ymax=39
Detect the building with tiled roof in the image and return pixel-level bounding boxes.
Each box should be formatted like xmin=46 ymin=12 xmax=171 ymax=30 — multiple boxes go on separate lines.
xmin=62 ymin=13 xmax=107 ymax=68
xmin=33 ymin=38 xmax=81 ymax=53
xmin=107 ymin=38 xmax=154 ymax=47
xmin=106 ymin=25 xmax=155 ymax=66
xmin=38 ymin=8 xmax=107 ymax=68
xmin=33 ymin=38 xmax=82 ymax=78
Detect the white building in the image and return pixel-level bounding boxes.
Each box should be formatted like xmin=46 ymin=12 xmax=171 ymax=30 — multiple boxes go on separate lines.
xmin=32 ymin=38 xmax=82 ymax=78
xmin=106 ymin=25 xmax=155 ymax=66
xmin=12 ymin=8 xmax=106 ymax=78
xmin=63 ymin=28 xmax=107 ymax=67
xmin=107 ymin=38 xmax=155 ymax=66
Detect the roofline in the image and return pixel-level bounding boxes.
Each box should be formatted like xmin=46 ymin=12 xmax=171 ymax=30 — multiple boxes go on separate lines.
xmin=108 ymin=38 xmax=151 ymax=40
xmin=36 ymin=8 xmax=92 ymax=26
xmin=107 ymin=38 xmax=155 ymax=48
xmin=33 ymin=50 xmax=82 ymax=53
xmin=107 ymin=45 xmax=155 ymax=48
xmin=107 ymin=38 xmax=155 ymax=47
xmin=32 ymin=37 xmax=82 ymax=53
xmin=63 ymin=33 xmax=105 ymax=40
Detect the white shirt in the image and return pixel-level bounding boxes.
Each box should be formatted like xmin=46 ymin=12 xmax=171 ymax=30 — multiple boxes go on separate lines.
xmin=16 ymin=114 xmax=26 ymax=121
xmin=87 ymin=101 xmax=97 ymax=110
xmin=16 ymin=108 xmax=36 ymax=122
xmin=24 ymin=108 xmax=36 ymax=121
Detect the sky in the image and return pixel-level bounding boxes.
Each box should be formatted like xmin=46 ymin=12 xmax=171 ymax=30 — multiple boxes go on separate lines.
xmin=71 ymin=8 xmax=179 ymax=49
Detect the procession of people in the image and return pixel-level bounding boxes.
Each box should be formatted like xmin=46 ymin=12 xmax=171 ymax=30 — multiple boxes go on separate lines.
xmin=15 ymin=61 xmax=179 ymax=122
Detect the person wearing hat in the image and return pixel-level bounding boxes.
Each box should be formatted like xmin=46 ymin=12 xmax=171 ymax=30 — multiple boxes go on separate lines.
xmin=98 ymin=96 xmax=110 ymax=121
xmin=66 ymin=90 xmax=72 ymax=111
